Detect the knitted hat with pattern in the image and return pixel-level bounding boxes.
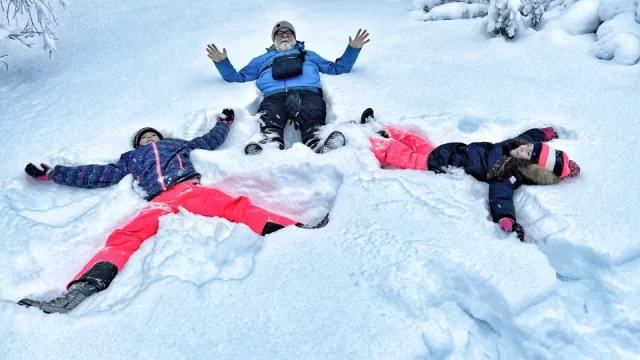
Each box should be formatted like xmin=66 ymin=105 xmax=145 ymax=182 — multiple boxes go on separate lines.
xmin=530 ymin=142 xmax=579 ymax=179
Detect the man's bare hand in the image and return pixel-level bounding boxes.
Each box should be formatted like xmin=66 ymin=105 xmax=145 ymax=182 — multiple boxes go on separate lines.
xmin=348 ymin=29 xmax=370 ymax=49
xmin=206 ymin=44 xmax=228 ymax=63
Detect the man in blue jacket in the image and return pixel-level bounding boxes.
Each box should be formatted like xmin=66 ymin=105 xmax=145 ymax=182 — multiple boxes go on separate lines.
xmin=207 ymin=21 xmax=370 ymax=155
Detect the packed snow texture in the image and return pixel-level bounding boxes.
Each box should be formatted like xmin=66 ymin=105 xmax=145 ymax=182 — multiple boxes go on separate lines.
xmin=591 ymin=31 xmax=640 ymax=63
xmin=598 ymin=0 xmax=637 ymax=21
xmin=1 ymin=0 xmax=640 ymax=359
xmin=546 ymin=0 xmax=602 ymax=34
xmin=592 ymin=6 xmax=640 ymax=63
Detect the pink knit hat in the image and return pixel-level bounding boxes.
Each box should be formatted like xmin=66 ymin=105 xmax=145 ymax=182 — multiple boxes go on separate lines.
xmin=530 ymin=143 xmax=580 ymax=179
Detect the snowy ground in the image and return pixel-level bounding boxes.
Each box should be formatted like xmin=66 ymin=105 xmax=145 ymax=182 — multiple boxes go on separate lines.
xmin=1 ymin=0 xmax=640 ymax=359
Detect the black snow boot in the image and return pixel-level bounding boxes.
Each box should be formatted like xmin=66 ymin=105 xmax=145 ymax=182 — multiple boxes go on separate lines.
xmin=245 ymin=142 xmax=263 ymax=155
xmin=296 ymin=213 xmax=330 ymax=229
xmin=261 ymin=221 xmax=285 ymax=235
xmin=360 ymin=108 xmax=375 ymax=124
xmin=18 ymin=281 xmax=99 ymax=314
xmin=315 ymin=131 xmax=346 ymax=154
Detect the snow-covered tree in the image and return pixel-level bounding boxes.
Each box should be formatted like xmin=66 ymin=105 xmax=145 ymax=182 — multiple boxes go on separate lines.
xmin=1 ymin=0 xmax=67 ymax=65
xmin=636 ymin=0 xmax=639 ymax=23
xmin=486 ymin=0 xmax=522 ymax=38
xmin=520 ymin=0 xmax=550 ymax=27
xmin=416 ymin=0 xmax=489 ymax=12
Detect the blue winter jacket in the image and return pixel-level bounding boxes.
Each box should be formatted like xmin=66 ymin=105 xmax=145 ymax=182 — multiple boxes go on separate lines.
xmin=48 ymin=122 xmax=230 ymax=200
xmin=214 ymin=42 xmax=361 ymax=97
xmin=427 ymin=129 xmax=546 ymax=222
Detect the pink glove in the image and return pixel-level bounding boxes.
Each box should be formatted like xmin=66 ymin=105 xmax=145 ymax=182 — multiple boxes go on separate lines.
xmin=540 ymin=127 xmax=558 ymax=141
xmin=498 ymin=217 xmax=525 ymax=242
xmin=25 ymin=163 xmax=51 ymax=181
xmin=567 ymin=160 xmax=580 ymax=178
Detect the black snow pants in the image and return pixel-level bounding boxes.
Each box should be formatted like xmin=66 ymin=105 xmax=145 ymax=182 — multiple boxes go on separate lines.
xmin=257 ymin=90 xmax=327 ymax=149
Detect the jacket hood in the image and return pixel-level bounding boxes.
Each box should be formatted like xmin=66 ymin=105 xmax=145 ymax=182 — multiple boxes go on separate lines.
xmin=518 ymin=164 xmax=560 ymax=185
xmin=488 ymin=155 xmax=560 ymax=185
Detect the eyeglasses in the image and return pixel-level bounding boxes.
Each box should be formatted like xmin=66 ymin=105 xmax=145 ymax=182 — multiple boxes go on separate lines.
xmin=275 ymin=30 xmax=294 ymax=38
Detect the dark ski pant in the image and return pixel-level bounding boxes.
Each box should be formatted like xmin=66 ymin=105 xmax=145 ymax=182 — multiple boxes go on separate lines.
xmin=258 ymin=90 xmax=326 ymax=149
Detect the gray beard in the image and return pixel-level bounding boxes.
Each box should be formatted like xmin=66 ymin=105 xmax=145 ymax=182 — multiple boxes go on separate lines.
xmin=274 ymin=40 xmax=295 ymax=52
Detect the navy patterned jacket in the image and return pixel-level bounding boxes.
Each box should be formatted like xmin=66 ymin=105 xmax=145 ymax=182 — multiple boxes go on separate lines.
xmin=48 ymin=122 xmax=230 ymax=200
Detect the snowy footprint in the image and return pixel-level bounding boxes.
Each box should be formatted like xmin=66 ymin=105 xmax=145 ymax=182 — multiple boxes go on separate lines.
xmin=457 ymin=115 xmax=486 ymax=133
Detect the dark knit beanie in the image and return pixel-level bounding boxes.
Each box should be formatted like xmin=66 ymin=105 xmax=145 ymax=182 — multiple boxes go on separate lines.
xmin=272 ymin=21 xmax=296 ymax=41
xmin=133 ymin=127 xmax=164 ymax=148
xmin=530 ymin=142 xmax=574 ymax=179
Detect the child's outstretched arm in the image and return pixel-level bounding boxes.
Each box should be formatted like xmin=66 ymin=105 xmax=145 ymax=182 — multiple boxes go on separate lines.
xmin=27 ymin=156 xmax=129 ymax=189
xmin=489 ymin=179 xmax=516 ymax=223
xmin=188 ymin=109 xmax=233 ymax=151
xmin=489 ymin=179 xmax=526 ymax=242
xmin=513 ymin=127 xmax=558 ymax=143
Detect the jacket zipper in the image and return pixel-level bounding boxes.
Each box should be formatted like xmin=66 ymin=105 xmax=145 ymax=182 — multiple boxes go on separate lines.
xmin=177 ymin=154 xmax=184 ymax=170
xmin=152 ymin=142 xmax=167 ymax=191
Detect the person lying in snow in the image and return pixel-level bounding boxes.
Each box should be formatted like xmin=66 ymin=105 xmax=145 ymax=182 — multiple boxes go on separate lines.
xmin=361 ymin=108 xmax=580 ymax=242
xmin=207 ymin=20 xmax=370 ymax=156
xmin=18 ymin=109 xmax=328 ymax=314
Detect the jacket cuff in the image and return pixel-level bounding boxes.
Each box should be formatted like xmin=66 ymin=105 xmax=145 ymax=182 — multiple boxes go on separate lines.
xmin=344 ymin=45 xmax=362 ymax=57
xmin=214 ymin=58 xmax=234 ymax=74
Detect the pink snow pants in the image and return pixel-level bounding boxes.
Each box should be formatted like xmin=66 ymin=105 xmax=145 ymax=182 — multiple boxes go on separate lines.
xmin=70 ymin=181 xmax=297 ymax=283
xmin=369 ymin=126 xmax=435 ymax=170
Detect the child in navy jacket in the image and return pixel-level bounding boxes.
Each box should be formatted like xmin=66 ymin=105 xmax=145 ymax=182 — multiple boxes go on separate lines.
xmin=362 ymin=108 xmax=580 ymax=242
xmin=19 ymin=109 xmax=326 ymax=314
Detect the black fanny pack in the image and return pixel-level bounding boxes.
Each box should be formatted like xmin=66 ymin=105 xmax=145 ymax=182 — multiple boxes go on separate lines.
xmin=271 ymin=50 xmax=306 ymax=80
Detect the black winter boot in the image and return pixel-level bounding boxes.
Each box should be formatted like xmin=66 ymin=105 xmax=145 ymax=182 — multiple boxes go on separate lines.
xmin=315 ymin=131 xmax=345 ymax=154
xmin=296 ymin=213 xmax=330 ymax=229
xmin=245 ymin=142 xmax=263 ymax=155
xmin=361 ymin=108 xmax=375 ymax=124
xmin=18 ymin=281 xmax=99 ymax=314
xmin=261 ymin=222 xmax=285 ymax=235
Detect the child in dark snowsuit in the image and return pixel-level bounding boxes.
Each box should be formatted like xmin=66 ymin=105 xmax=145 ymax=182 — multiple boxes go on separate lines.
xmin=361 ymin=108 xmax=580 ymax=242
xmin=18 ymin=109 xmax=327 ymax=314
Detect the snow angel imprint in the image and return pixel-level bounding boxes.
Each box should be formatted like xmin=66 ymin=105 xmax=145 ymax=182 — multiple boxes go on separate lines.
xmin=18 ymin=109 xmax=328 ymax=314
xmin=361 ymin=108 xmax=580 ymax=243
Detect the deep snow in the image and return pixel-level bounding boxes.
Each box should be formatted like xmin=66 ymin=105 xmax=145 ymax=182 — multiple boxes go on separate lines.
xmin=1 ymin=0 xmax=639 ymax=359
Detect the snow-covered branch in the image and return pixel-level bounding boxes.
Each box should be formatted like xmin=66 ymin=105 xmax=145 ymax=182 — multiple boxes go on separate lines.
xmin=1 ymin=0 xmax=67 ymax=61
xmin=520 ymin=0 xmax=549 ymax=27
xmin=486 ymin=0 xmax=521 ymax=38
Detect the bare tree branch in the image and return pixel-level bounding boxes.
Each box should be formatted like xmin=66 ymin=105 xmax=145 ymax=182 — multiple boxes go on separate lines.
xmin=0 ymin=54 xmax=8 ymax=71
